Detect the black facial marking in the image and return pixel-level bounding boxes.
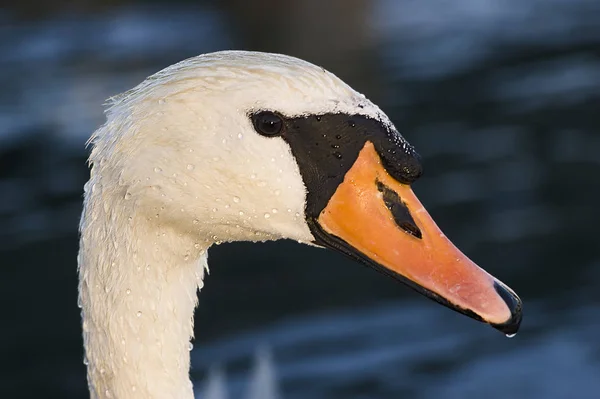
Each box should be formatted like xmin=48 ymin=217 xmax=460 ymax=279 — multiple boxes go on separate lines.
xmin=375 ymin=180 xmax=422 ymax=239
xmin=273 ymin=113 xmax=422 ymax=219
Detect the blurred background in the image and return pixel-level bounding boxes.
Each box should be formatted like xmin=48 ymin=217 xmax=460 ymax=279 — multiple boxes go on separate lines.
xmin=1 ymin=0 xmax=600 ymax=398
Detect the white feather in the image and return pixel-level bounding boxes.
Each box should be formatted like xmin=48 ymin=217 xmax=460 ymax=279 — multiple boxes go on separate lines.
xmin=78 ymin=50 xmax=392 ymax=399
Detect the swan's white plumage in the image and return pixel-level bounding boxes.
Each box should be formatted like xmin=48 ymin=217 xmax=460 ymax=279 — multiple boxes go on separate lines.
xmin=78 ymin=51 xmax=393 ymax=399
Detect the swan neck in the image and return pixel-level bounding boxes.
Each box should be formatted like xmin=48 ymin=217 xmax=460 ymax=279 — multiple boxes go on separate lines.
xmin=78 ymin=194 xmax=208 ymax=399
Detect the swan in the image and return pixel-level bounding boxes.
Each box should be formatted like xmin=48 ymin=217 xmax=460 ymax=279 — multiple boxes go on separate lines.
xmin=78 ymin=50 xmax=522 ymax=399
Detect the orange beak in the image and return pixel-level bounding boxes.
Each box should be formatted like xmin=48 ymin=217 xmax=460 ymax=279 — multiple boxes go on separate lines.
xmin=315 ymin=141 xmax=522 ymax=334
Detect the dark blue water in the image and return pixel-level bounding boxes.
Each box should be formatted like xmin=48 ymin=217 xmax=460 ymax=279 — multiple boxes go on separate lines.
xmin=1 ymin=1 xmax=599 ymax=398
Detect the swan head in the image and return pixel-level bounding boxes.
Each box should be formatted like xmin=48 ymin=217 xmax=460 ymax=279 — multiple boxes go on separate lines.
xmin=88 ymin=51 xmax=521 ymax=334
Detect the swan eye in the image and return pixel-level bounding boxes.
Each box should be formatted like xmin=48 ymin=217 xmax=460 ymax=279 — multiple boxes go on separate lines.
xmin=252 ymin=111 xmax=284 ymax=137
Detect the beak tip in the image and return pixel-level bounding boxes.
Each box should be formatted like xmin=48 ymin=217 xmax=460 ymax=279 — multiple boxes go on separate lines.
xmin=490 ymin=280 xmax=523 ymax=335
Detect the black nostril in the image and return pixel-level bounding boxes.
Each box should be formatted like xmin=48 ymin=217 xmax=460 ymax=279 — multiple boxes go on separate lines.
xmin=376 ymin=180 xmax=422 ymax=239
xmin=490 ymin=281 xmax=523 ymax=336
